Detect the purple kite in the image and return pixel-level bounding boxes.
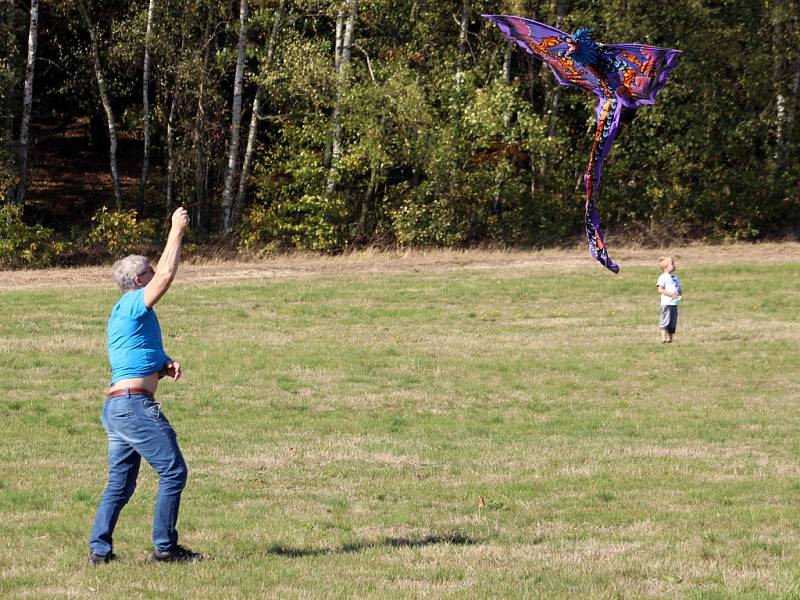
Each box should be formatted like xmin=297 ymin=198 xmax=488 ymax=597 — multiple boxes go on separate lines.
xmin=482 ymin=15 xmax=680 ymax=273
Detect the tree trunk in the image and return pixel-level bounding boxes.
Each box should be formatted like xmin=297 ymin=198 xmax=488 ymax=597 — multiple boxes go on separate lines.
xmin=325 ymin=0 xmax=358 ymax=196
xmin=334 ymin=3 xmax=345 ymax=73
xmin=323 ymin=3 xmax=346 ymax=172
xmin=546 ymin=0 xmax=568 ymax=138
xmin=356 ymin=165 xmax=377 ymax=242
xmin=787 ymin=0 xmax=800 ymax=137
xmin=192 ymin=17 xmax=212 ymax=230
xmin=79 ymin=0 xmax=123 ymax=210
xmin=455 ymin=0 xmax=469 ymax=91
xmin=1 ymin=2 xmax=14 ymax=204
xmin=787 ymin=66 xmax=800 ymax=140
xmin=233 ymin=4 xmax=284 ymax=225
xmin=357 ymin=109 xmax=383 ymax=243
xmin=221 ymin=0 xmax=249 ymax=232
xmin=165 ymin=89 xmax=178 ymax=217
xmin=15 ymin=0 xmax=37 ymax=205
xmin=772 ymin=0 xmax=786 ymax=160
xmin=502 ymin=40 xmax=512 ymax=86
xmin=492 ymin=42 xmax=514 ymax=217
xmin=138 ymin=0 xmax=156 ymax=217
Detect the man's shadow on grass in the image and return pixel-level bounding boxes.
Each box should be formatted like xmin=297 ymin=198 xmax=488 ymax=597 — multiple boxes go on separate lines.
xmin=264 ymin=533 xmax=480 ymax=559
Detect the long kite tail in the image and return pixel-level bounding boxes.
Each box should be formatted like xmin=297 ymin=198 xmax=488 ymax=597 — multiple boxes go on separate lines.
xmin=584 ymin=95 xmax=624 ymax=274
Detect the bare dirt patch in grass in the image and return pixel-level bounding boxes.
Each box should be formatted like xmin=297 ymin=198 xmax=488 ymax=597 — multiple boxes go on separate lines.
xmin=2 ymin=242 xmax=799 ymax=291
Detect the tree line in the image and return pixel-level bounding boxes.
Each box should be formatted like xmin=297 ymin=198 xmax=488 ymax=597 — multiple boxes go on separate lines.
xmin=1 ymin=0 xmax=799 ymax=261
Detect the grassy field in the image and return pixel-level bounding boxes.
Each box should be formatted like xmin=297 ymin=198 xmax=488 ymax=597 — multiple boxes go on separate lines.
xmin=2 ymin=246 xmax=800 ymax=599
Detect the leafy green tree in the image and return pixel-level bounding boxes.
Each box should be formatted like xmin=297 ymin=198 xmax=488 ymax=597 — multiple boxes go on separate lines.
xmin=2 ymin=0 xmax=799 ymax=256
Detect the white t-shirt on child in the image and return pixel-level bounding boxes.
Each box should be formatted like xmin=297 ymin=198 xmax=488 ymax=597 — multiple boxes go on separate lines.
xmin=657 ymin=272 xmax=681 ymax=306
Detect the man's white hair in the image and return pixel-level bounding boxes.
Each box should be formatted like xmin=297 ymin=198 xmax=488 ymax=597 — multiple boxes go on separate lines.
xmin=112 ymin=255 xmax=150 ymax=292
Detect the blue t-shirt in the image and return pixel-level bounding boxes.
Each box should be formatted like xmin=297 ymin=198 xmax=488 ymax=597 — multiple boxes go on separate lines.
xmin=107 ymin=288 xmax=170 ymax=384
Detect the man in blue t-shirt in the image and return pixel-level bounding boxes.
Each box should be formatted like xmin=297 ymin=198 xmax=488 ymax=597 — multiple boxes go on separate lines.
xmin=88 ymin=207 xmax=202 ymax=565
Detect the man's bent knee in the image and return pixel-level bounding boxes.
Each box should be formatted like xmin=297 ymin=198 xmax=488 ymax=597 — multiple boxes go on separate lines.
xmin=104 ymin=480 xmax=137 ymax=503
xmin=159 ymin=459 xmax=188 ymax=490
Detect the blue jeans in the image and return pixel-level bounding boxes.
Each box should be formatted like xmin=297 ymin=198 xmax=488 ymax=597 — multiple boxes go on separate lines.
xmin=89 ymin=392 xmax=188 ymax=556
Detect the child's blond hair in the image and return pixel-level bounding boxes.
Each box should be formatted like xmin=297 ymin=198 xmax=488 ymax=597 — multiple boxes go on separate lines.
xmin=657 ymin=256 xmax=674 ymax=271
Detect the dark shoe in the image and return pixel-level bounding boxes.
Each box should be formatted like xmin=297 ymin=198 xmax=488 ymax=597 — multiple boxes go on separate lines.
xmin=88 ymin=551 xmax=117 ymax=565
xmin=150 ymin=544 xmax=203 ymax=563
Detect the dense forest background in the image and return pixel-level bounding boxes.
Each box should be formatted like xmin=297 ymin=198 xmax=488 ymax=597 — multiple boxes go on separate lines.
xmin=1 ymin=0 xmax=799 ymax=266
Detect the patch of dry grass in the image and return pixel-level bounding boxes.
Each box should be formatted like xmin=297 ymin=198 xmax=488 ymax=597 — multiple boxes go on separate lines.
xmin=2 ymin=241 xmax=800 ymax=290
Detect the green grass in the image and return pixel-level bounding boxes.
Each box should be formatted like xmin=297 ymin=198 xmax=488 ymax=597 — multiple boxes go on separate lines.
xmin=2 ymin=257 xmax=800 ymax=598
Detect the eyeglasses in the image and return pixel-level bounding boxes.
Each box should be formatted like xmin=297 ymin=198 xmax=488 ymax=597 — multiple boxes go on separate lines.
xmin=138 ymin=266 xmax=155 ymax=277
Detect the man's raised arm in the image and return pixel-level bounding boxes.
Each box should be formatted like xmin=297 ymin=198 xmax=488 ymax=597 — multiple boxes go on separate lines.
xmin=144 ymin=207 xmax=189 ymax=308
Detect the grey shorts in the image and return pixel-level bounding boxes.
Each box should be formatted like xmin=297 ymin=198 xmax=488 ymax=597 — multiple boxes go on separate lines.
xmin=660 ymin=305 xmax=679 ymax=333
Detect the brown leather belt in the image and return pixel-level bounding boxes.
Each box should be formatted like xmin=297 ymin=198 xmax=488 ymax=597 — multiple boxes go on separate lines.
xmin=107 ymin=387 xmax=154 ymax=399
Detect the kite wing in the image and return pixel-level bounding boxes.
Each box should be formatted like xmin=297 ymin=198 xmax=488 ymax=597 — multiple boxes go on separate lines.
xmin=483 ymin=14 xmax=680 ymax=274
xmin=600 ymin=43 xmax=681 ymax=108
xmin=481 ymin=14 xmax=604 ymax=97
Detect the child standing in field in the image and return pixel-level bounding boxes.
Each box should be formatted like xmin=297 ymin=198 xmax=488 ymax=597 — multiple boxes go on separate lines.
xmin=657 ymin=256 xmax=683 ymax=343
